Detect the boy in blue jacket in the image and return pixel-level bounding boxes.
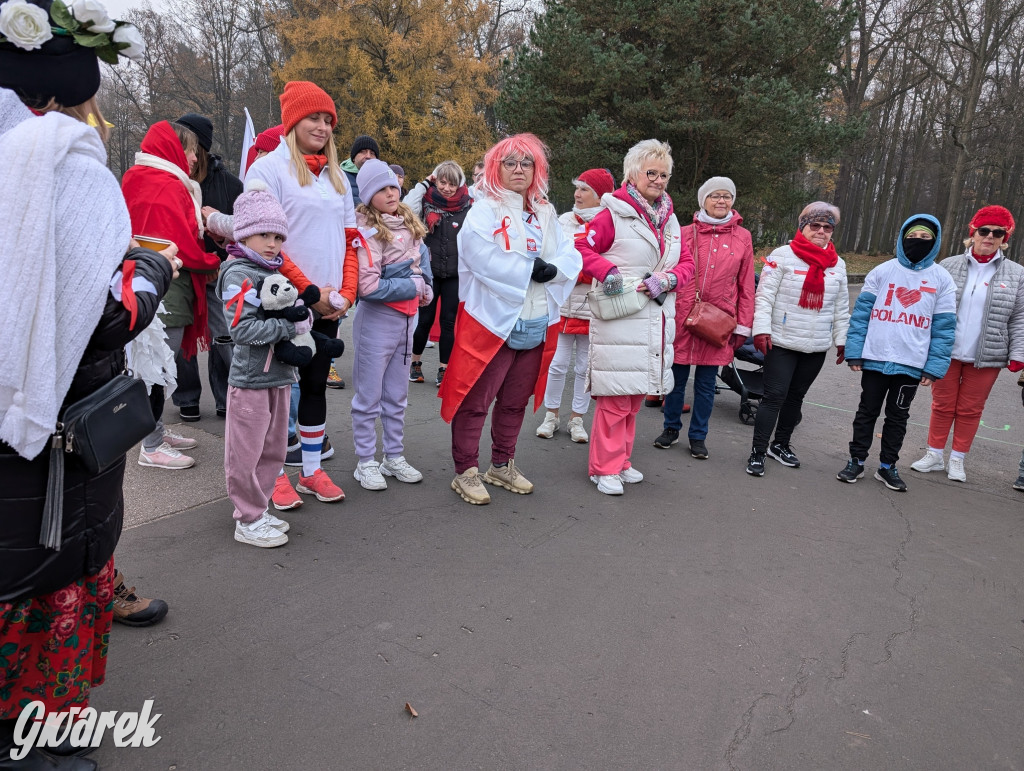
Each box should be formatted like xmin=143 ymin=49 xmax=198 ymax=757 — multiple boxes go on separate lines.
xmin=837 ymin=214 xmax=957 ymax=491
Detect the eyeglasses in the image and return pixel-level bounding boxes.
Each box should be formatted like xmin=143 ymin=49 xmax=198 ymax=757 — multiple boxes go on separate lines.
xmin=976 ymin=227 xmax=1007 ymax=239
xmin=645 ymin=170 xmax=670 ymax=181
xmin=807 ymin=223 xmax=835 ymax=233
xmin=707 ymin=193 xmax=733 ymax=201
xmin=502 ymin=158 xmax=534 ymax=171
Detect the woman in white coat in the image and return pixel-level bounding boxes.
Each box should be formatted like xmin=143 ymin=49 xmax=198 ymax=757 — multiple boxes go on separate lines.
xmin=745 ymin=202 xmax=850 ymax=476
xmin=575 ymin=140 xmax=696 ymax=496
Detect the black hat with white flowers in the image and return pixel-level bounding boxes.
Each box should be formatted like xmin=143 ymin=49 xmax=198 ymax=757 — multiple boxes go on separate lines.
xmin=0 ymin=0 xmax=144 ymax=108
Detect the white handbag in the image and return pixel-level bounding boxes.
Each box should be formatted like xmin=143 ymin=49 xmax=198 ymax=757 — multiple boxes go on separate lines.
xmin=586 ymin=277 xmax=649 ymax=320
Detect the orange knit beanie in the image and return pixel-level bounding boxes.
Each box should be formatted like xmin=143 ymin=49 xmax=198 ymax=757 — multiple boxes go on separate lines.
xmin=279 ymin=81 xmax=337 ymax=136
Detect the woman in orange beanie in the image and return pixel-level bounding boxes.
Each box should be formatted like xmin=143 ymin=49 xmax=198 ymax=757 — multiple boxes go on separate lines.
xmin=246 ymin=80 xmax=358 ymax=506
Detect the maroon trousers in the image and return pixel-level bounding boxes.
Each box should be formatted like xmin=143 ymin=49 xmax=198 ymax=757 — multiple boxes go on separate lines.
xmin=451 ymin=343 xmax=544 ymax=474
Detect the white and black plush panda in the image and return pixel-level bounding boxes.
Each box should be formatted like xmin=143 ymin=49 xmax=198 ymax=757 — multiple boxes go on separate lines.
xmin=255 ymin=275 xmax=344 ymax=367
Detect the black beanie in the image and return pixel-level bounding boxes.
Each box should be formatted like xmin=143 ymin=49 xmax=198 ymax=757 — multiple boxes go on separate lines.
xmin=0 ymin=0 xmax=100 ymax=108
xmin=350 ymin=134 xmax=380 ymax=161
xmin=176 ymin=113 xmax=214 ymax=152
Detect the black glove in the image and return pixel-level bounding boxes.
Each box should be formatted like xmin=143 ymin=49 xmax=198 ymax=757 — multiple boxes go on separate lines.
xmin=282 ymin=305 xmax=309 ymax=322
xmin=1020 ymin=385 xmax=1024 ymax=408
xmin=531 ymin=259 xmax=558 ymax=283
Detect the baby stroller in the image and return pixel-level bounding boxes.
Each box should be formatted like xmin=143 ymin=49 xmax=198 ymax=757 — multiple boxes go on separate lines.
xmin=718 ymin=340 xmax=764 ymax=424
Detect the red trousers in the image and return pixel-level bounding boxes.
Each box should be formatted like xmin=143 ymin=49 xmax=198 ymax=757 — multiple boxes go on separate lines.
xmin=588 ymin=394 xmax=644 ymax=476
xmin=926 ymin=360 xmax=1001 ymax=453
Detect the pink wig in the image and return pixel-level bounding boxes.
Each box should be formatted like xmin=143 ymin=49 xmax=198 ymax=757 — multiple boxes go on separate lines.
xmin=479 ymin=133 xmax=550 ymax=209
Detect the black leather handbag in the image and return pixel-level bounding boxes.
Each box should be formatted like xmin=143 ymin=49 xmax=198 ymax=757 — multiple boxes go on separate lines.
xmin=40 ymin=375 xmax=155 ymax=549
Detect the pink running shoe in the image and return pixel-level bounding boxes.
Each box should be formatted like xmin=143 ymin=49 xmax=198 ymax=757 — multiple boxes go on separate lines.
xmin=296 ymin=468 xmax=345 ymax=502
xmin=272 ymin=473 xmax=303 ymax=511
xmin=138 ymin=443 xmax=195 ymax=470
xmin=162 ymin=429 xmax=198 ymax=450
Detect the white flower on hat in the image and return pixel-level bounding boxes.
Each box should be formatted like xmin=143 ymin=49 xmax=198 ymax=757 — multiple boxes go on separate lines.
xmin=112 ymin=22 xmax=144 ymax=59
xmin=68 ymin=0 xmax=114 ymax=33
xmin=0 ymin=0 xmax=54 ymax=51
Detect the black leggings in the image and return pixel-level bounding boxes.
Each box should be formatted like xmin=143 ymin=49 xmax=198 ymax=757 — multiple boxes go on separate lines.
xmin=297 ymin=317 xmax=340 ymax=426
xmin=752 ymin=345 xmax=826 ymax=453
xmin=412 ymin=276 xmax=459 ymax=364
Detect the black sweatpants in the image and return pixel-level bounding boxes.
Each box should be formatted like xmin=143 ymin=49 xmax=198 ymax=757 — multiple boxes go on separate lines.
xmin=752 ymin=346 xmax=827 ymax=453
xmin=848 ymin=369 xmax=919 ymax=465
xmin=412 ymin=276 xmax=459 ymax=364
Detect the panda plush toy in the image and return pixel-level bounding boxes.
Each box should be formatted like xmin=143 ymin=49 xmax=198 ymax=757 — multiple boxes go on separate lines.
xmin=256 ymin=275 xmax=345 ymax=367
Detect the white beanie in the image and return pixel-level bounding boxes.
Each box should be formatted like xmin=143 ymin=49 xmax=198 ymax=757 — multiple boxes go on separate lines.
xmin=697 ymin=176 xmax=736 ymax=210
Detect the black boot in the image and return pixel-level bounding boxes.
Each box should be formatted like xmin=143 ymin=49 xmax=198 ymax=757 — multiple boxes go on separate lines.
xmin=0 ymin=719 xmax=97 ymax=770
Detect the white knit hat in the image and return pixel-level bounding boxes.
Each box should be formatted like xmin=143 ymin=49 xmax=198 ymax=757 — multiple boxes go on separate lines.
xmin=697 ymin=176 xmax=736 ymax=210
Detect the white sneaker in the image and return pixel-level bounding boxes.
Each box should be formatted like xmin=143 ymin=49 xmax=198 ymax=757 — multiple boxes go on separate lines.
xmin=354 ymin=460 xmax=388 ymax=490
xmin=138 ymin=442 xmax=195 ymax=469
xmin=234 ymin=516 xmax=288 ymax=548
xmin=262 ymin=510 xmax=290 ymax=533
xmin=619 ymin=466 xmax=643 ymax=484
xmin=567 ymin=416 xmax=589 ymax=443
xmin=911 ymin=451 xmax=944 ymax=473
xmin=947 ymin=456 xmax=967 ymax=482
xmin=536 ymin=411 xmax=558 ymax=438
xmin=590 ymin=474 xmax=624 ymax=495
xmin=162 ymin=429 xmax=198 ymax=450
xmin=426 ymin=340 xmax=435 ymax=348
xmin=380 ymin=455 xmax=423 ymax=483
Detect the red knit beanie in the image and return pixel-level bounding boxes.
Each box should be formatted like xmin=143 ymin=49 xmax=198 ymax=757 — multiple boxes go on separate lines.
xmin=279 ymin=82 xmax=337 ymax=136
xmin=969 ymin=205 xmax=1015 ymax=241
xmin=575 ymin=169 xmax=616 ymax=199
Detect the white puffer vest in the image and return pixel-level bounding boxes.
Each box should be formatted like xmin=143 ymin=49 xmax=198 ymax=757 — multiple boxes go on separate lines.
xmin=587 ymin=196 xmax=682 ymax=396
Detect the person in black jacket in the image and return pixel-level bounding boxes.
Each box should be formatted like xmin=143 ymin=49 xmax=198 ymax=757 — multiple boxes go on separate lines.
xmin=0 ymin=5 xmax=175 ymax=765
xmin=405 ymin=160 xmax=473 ymax=387
xmin=173 ymin=113 xmax=243 ymax=421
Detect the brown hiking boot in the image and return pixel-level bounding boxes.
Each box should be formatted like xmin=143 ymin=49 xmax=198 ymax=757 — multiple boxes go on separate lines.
xmin=482 ymin=459 xmax=534 ymax=494
xmin=451 ymin=467 xmax=491 ymax=505
xmin=112 ymin=570 xmax=169 ymax=627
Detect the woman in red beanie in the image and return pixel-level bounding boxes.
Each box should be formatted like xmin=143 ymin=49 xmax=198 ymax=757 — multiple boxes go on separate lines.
xmin=246 ymin=81 xmax=358 ymax=506
xmin=911 ymin=205 xmax=1024 ymax=483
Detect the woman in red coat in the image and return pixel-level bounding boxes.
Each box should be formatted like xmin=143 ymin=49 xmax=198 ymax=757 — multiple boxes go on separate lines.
xmin=653 ymin=176 xmax=755 ymax=458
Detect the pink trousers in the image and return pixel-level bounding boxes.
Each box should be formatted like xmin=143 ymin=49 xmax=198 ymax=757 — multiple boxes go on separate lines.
xmin=926 ymin=360 xmax=1001 ymax=453
xmin=224 ymin=385 xmax=290 ymax=523
xmin=588 ymin=394 xmax=643 ymax=476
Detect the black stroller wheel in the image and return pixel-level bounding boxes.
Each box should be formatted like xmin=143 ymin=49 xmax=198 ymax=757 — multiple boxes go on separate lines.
xmin=740 ymin=402 xmax=757 ymax=425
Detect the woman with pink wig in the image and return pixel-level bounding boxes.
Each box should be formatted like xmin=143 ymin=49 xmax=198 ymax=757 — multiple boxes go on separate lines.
xmin=439 ymin=134 xmax=581 ymax=505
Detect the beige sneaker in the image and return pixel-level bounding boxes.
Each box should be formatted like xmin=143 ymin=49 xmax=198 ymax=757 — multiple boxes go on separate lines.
xmin=567 ymin=416 xmax=589 ymax=443
xmin=451 ymin=467 xmax=491 ymax=505
xmin=536 ymin=410 xmax=558 ymax=438
xmin=483 ymin=460 xmax=534 ymax=494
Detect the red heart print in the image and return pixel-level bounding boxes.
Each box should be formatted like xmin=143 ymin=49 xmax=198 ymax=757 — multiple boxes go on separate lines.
xmin=894 ymin=287 xmax=922 ymax=307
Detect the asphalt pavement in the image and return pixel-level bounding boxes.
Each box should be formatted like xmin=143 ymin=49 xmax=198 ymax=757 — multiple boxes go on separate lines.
xmin=93 ymin=296 xmax=1024 ymax=770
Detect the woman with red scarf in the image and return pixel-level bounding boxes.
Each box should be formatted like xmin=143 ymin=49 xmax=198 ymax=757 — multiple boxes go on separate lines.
xmin=746 ymin=202 xmax=850 ymax=476
xmin=405 ymin=160 xmax=474 ymax=387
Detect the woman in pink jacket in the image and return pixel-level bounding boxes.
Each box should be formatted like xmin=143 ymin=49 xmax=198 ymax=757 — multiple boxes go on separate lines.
xmin=653 ymin=177 xmax=755 ymax=458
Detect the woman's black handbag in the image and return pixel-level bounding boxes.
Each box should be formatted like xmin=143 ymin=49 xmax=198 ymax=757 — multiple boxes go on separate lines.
xmin=40 ymin=375 xmax=155 ymax=549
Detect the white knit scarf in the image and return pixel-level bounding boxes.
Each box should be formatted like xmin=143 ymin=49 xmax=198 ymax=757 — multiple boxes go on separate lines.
xmin=697 ymin=209 xmax=733 ymax=226
xmin=132 ymin=152 xmax=205 ymax=237
xmin=0 ymin=91 xmax=129 ymax=458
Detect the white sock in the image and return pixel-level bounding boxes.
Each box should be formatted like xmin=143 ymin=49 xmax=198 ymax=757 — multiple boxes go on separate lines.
xmin=950 ymin=450 xmax=966 ymax=461
xmin=926 ymin=446 xmax=943 ymax=456
xmin=298 ymin=423 xmax=325 ymax=477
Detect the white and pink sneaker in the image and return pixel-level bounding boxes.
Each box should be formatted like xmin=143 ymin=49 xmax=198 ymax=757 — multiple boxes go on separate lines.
xmin=138 ymin=442 xmax=195 ymax=470
xmin=162 ymin=429 xmax=198 ymax=451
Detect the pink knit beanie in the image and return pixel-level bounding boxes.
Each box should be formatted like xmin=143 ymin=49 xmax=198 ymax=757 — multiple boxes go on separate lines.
xmin=233 ymin=180 xmax=289 ymax=242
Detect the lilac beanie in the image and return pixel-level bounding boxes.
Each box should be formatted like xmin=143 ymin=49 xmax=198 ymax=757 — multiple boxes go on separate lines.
xmin=233 ymin=180 xmax=289 ymax=242
xmin=357 ymin=159 xmax=401 ymax=205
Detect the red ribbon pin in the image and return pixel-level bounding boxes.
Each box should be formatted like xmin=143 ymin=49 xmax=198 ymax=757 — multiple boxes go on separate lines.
xmin=493 ymin=216 xmax=512 ymax=250
xmin=226 ymin=278 xmax=253 ymax=328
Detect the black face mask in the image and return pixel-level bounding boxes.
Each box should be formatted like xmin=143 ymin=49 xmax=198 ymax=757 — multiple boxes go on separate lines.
xmin=902 ymin=236 xmax=934 ymax=264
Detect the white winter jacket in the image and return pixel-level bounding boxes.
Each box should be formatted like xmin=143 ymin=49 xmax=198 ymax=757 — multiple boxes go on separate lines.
xmin=753 ymin=243 xmax=850 ymax=353
xmin=587 ymin=196 xmax=682 ymax=396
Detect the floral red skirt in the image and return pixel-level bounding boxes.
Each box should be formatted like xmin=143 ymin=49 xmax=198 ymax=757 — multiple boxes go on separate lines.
xmin=0 ymin=558 xmax=115 ymax=719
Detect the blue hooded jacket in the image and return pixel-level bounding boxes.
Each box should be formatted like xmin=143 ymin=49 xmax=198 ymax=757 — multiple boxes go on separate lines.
xmin=845 ymin=214 xmax=957 ymax=379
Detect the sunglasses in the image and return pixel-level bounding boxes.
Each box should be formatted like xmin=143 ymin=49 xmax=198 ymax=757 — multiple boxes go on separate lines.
xmin=976 ymin=227 xmax=1007 ymax=239
xmin=807 ymin=223 xmax=835 ymax=233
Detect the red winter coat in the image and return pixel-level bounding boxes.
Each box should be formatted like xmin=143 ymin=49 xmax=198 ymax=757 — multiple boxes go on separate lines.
xmin=673 ymin=211 xmax=755 ymax=366
xmin=121 ymin=121 xmax=220 ymax=358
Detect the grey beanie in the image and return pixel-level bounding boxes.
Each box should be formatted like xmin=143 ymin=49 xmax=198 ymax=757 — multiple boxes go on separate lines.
xmin=356 ymin=159 xmax=400 ymax=205
xmin=697 ymin=176 xmax=736 ymax=210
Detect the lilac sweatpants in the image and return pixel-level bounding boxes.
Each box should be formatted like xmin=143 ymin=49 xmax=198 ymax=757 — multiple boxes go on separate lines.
xmin=224 ymin=384 xmax=290 ymax=523
xmin=351 ymin=302 xmax=416 ymax=462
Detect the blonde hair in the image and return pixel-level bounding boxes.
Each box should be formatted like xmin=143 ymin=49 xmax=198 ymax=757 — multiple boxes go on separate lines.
xmin=35 ymin=95 xmax=111 ymax=143
xmin=356 ymin=201 xmax=427 ymax=243
xmin=623 ymin=139 xmax=673 ymax=185
xmin=284 ymin=130 xmax=347 ymax=195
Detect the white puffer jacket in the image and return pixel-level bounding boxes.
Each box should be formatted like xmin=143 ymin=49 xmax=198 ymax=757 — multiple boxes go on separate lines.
xmin=753 ymin=243 xmax=850 ymax=353
xmin=587 ymin=196 xmax=682 ymax=396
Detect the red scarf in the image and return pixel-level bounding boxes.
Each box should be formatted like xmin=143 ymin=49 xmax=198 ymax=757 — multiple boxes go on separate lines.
xmin=304 ymin=154 xmax=328 ymax=175
xmin=789 ymin=230 xmax=838 ymax=310
xmin=971 ymin=248 xmax=998 ymax=264
xmin=423 ymin=184 xmax=472 ymax=231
